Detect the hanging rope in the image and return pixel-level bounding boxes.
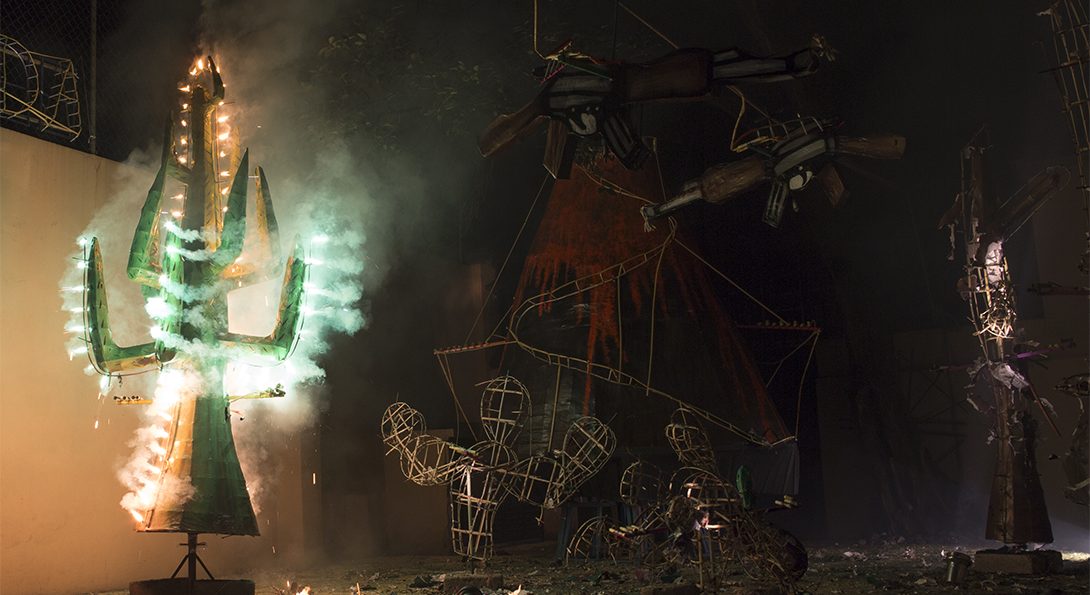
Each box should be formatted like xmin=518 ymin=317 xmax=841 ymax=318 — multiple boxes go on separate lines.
xmin=463 ymin=173 xmax=551 ymax=345
xmin=577 ymin=163 xmax=658 ymax=205
xmin=645 ymin=140 xmax=672 ymax=394
xmin=615 ymin=274 xmax=624 ymax=374
xmin=645 ymin=235 xmax=670 ymax=395
xmin=794 ymin=331 xmax=819 ymax=437
xmin=766 ymin=330 xmax=820 ymax=387
xmin=547 ymin=363 xmax=562 ymax=450
xmin=674 ymin=240 xmax=788 ymax=324
xmin=618 ymin=2 xmax=679 ymax=50
xmin=532 ymin=0 xmax=545 ymax=58
xmin=437 ymin=352 xmax=479 ymax=442
xmin=725 ymin=86 xmax=779 ymax=152
xmin=610 ymin=0 xmax=621 ymax=60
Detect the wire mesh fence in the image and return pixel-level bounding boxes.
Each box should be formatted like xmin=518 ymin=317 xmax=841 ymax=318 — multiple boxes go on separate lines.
xmin=2 ymin=0 xmax=148 ymax=161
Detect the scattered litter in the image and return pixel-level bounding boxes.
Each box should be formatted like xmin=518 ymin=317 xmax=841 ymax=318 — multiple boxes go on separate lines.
xmin=590 ymin=570 xmax=621 ymax=585
xmin=408 ymin=575 xmax=438 ymax=589
xmin=657 ymin=568 xmax=680 ymax=583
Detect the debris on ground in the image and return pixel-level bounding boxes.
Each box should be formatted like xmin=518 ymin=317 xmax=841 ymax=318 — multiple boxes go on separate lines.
xmin=94 ymin=541 xmax=1089 ymax=595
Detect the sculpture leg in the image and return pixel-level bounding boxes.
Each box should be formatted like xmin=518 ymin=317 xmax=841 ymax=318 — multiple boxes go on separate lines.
xmin=985 ymin=390 xmax=1053 ymax=545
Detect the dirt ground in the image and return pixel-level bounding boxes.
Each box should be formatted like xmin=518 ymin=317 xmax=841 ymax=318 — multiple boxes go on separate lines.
xmin=96 ymin=541 xmax=1089 ymax=594
xmin=233 ymin=541 xmax=1088 ymax=595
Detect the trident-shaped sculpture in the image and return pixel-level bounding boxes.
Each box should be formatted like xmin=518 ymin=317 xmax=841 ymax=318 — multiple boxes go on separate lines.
xmin=77 ymin=56 xmax=307 ymax=536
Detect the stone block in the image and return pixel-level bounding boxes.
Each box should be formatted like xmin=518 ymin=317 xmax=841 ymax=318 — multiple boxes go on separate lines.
xmin=129 ymin=579 xmax=255 ymax=595
xmin=973 ymin=549 xmax=1063 ymax=575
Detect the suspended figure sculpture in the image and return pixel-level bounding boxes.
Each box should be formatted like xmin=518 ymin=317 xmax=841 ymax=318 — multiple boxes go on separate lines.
xmin=74 ymin=56 xmax=307 ymax=541
xmin=640 ymin=117 xmax=905 ymax=228
xmin=479 ymin=35 xmax=903 ymax=230
xmin=480 ymin=36 xmax=835 ymax=177
xmin=938 ymin=129 xmax=1068 ymax=547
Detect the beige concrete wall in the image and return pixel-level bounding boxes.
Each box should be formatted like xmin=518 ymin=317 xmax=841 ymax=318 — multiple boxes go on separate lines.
xmin=0 ymin=129 xmax=317 ymax=594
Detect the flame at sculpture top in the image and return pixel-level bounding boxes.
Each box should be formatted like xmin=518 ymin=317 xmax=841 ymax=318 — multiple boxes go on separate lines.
xmin=76 ymin=56 xmax=309 ymax=536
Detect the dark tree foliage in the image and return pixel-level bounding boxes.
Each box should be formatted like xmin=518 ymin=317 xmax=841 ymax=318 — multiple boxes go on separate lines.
xmin=311 ymin=1 xmax=652 ymax=152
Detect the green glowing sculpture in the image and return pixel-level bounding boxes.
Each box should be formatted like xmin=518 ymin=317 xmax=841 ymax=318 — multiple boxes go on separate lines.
xmin=80 ymin=56 xmax=307 ymax=536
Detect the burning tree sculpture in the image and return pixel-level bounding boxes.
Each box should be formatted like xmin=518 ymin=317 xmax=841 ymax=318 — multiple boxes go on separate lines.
xmin=67 ymin=55 xmax=310 ymax=576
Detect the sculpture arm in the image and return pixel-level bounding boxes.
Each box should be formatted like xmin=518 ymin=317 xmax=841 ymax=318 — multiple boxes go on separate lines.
xmin=222 ymin=164 xmax=283 ymax=280
xmin=126 ymin=118 xmax=176 ymax=290
xmin=86 ymin=238 xmax=160 ymax=373
xmin=220 ymin=237 xmax=308 ymax=360
xmin=213 ymin=150 xmax=250 ymax=272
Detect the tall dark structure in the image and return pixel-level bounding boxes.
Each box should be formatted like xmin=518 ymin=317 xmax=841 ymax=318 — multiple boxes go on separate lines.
xmin=940 ymin=130 xmax=1069 ymax=567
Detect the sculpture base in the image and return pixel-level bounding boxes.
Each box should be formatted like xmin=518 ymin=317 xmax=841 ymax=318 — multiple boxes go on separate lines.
xmin=973 ymin=549 xmax=1062 ymax=575
xmin=129 ymin=578 xmax=255 ymax=595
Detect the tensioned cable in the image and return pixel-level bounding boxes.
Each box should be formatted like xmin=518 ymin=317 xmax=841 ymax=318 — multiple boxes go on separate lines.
xmin=463 ymin=173 xmax=551 ymax=345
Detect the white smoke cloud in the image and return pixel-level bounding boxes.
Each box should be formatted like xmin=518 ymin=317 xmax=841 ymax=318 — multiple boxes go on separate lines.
xmin=59 ymin=0 xmax=376 ymax=524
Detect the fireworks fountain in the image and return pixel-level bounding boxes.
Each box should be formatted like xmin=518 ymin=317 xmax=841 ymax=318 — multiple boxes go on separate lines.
xmin=59 ymin=55 xmax=361 ymax=593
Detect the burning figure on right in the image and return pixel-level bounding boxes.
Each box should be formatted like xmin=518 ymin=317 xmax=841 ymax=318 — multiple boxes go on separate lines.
xmin=938 ymin=128 xmax=1069 ymax=562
